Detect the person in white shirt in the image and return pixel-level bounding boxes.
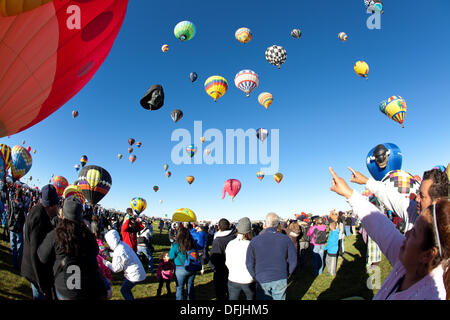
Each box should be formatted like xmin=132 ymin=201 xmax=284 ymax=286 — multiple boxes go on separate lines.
xmin=225 ymin=217 xmax=255 ymax=300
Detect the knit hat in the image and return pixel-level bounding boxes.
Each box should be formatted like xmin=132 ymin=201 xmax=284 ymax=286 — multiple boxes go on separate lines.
xmin=63 ymin=196 xmax=83 ymax=223
xmin=237 ymin=217 xmax=252 ymax=234
xmin=41 ymin=184 xmax=59 ymax=207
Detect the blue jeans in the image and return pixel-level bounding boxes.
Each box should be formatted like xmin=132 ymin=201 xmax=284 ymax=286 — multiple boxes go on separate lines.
xmin=228 ymin=281 xmax=255 ymax=300
xmin=256 ymin=279 xmax=287 ymax=300
xmin=137 ymin=245 xmax=154 ymax=272
xmin=345 ymin=226 xmax=351 ymax=237
xmin=121 ymin=278 xmax=138 ymax=300
xmin=10 ymin=231 xmax=23 ymax=269
xmin=312 ymin=244 xmax=325 ymax=276
xmin=175 ymin=266 xmax=196 ymax=300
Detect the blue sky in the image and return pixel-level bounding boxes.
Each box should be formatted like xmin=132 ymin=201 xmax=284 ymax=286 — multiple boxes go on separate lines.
xmin=2 ymin=0 xmax=450 ymax=222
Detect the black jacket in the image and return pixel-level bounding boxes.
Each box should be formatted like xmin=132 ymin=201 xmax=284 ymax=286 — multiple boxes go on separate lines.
xmin=7 ymin=196 xmax=26 ymax=233
xmin=20 ymin=203 xmax=54 ymax=295
xmin=208 ymin=229 xmax=236 ymax=273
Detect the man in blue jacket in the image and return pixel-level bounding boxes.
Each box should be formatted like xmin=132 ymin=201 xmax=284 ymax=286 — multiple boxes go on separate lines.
xmin=246 ymin=212 xmax=297 ymax=300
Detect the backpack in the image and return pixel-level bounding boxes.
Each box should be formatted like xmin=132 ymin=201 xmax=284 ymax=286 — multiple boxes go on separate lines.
xmin=179 ymin=249 xmax=202 ymax=272
xmin=313 ymin=228 xmax=328 ymax=245
xmin=299 ymin=225 xmax=311 ymax=242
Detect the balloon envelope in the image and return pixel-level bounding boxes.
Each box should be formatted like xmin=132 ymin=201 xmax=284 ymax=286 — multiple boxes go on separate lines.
xmin=256 ymin=171 xmax=264 ymax=181
xmin=204 ymin=76 xmax=228 ymax=102
xmin=222 ymin=179 xmax=241 ymax=200
xmin=381 ymin=170 xmax=420 ymax=198
xmin=80 ymin=155 xmax=88 ymax=167
xmin=174 ymin=21 xmax=196 ymax=41
xmin=258 ymin=92 xmax=273 ymax=109
xmin=52 ymin=176 xmax=68 ymax=196
xmin=186 ymin=176 xmax=195 ymax=185
xmin=78 ymin=165 xmax=112 ymax=205
xmin=234 ymin=70 xmax=259 ymax=97
xmin=63 ymin=185 xmax=85 ymax=205
xmin=265 ymin=45 xmax=287 ymax=69
xmin=256 ymin=128 xmax=269 ymax=142
xmin=172 ymin=208 xmax=197 ymax=222
xmin=366 ymin=143 xmax=402 ymax=181
xmin=186 ymin=145 xmax=197 ymax=158
xmin=291 ymin=29 xmax=302 ymax=39
xmin=0 ymin=144 xmax=11 ymax=170
xmin=273 ymin=173 xmax=283 ymax=184
xmin=131 ymin=197 xmax=147 ymax=215
xmin=190 ymin=72 xmax=198 ymax=83
xmin=379 ymin=96 xmax=407 ymax=128
xmin=235 ymin=27 xmax=252 ymax=43
xmin=153 ymin=186 xmax=159 ymax=192
xmin=171 ymin=109 xmax=183 ymax=123
xmin=129 ymin=155 xmax=136 ymax=163
xmin=10 ymin=145 xmax=32 ymax=180
xmin=354 ymin=61 xmax=369 ymax=78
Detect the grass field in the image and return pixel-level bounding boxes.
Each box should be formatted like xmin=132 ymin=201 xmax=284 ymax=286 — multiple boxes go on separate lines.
xmin=0 ymin=224 xmax=392 ymax=300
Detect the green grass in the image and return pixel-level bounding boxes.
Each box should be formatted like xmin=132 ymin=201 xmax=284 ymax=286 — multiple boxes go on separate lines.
xmin=0 ymin=224 xmax=392 ymax=300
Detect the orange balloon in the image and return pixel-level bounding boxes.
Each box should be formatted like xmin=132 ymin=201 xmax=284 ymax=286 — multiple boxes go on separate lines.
xmin=186 ymin=176 xmax=195 ymax=185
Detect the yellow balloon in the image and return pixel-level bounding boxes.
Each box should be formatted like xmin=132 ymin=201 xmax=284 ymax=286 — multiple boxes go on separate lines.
xmin=131 ymin=197 xmax=147 ymax=215
xmin=161 ymin=44 xmax=169 ymax=52
xmin=186 ymin=176 xmax=195 ymax=185
xmin=204 ymin=76 xmax=228 ymax=102
xmin=172 ymin=208 xmax=197 ymax=222
xmin=86 ymin=169 xmax=101 ymax=188
xmin=63 ymin=185 xmax=85 ymax=205
xmin=447 ymin=163 xmax=450 ymax=182
xmin=381 ymin=96 xmax=407 ymax=128
xmin=354 ymin=61 xmax=369 ymax=78
xmin=273 ymin=173 xmax=283 ymax=184
xmin=200 ymin=137 xmax=206 ymax=143
xmin=258 ymin=92 xmax=273 ymax=109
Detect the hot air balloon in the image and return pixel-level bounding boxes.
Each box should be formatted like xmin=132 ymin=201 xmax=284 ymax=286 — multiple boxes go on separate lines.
xmin=63 ymin=185 xmax=85 ymax=205
xmin=200 ymin=137 xmax=206 ymax=144
xmin=174 ymin=21 xmax=196 ymax=41
xmin=163 ymin=164 xmax=169 ymax=171
xmin=447 ymin=163 xmax=450 ymax=182
xmin=52 ymin=176 xmax=69 ymax=197
xmin=161 ymin=44 xmax=169 ymax=52
xmin=258 ymin=92 xmax=273 ymax=109
xmin=171 ymin=109 xmax=183 ymax=123
xmin=291 ymin=29 xmax=302 ymax=39
xmin=235 ymin=27 xmax=252 ymax=43
xmin=27 ymin=146 xmax=31 ymax=153
xmin=354 ymin=61 xmax=369 ymax=78
xmin=222 ymin=179 xmax=241 ymax=200
xmin=366 ymin=143 xmax=402 ymax=181
xmin=128 ymin=138 xmax=135 ymax=146
xmin=129 ymin=155 xmax=136 ymax=164
xmin=265 ymin=45 xmax=287 ymax=69
xmin=0 ymin=144 xmax=11 ymax=170
xmin=140 ymin=85 xmax=165 ymax=111
xmin=22 ymin=140 xmax=25 ymax=145
xmin=74 ymin=164 xmax=80 ymax=172
xmin=0 ymin=0 xmax=129 ymax=138
xmin=118 ymin=154 xmax=123 ymax=160
xmin=10 ymin=146 xmax=32 ymax=180
xmin=159 ymin=200 xmax=163 ymax=204
xmin=80 ymin=155 xmax=88 ymax=167
xmin=190 ymin=72 xmax=198 ymax=83
xmin=379 ymin=96 xmax=407 ymax=128
xmin=381 ymin=170 xmax=420 ymax=198
xmin=186 ymin=145 xmax=197 ymax=158
xmin=136 ymin=142 xmax=142 ymax=148
xmin=204 ymin=76 xmax=228 ymax=102
xmin=153 ymin=186 xmax=159 ymax=192
xmin=173 ymin=208 xmax=197 ymax=222
xmin=256 ymin=171 xmax=264 ymax=181
xmin=186 ymin=176 xmax=195 ymax=185
xmin=72 ymin=111 xmax=79 ymax=119
xmin=0 ymin=152 xmax=6 ymax=184
xmin=77 ymin=165 xmax=112 ymax=206
xmin=128 ymin=147 xmax=133 ymax=154
xmin=33 ymin=149 xmax=36 ymax=154
xmin=234 ymin=70 xmax=259 ymax=97
xmin=166 ymin=171 xmax=171 ymax=178
xmin=131 ymin=197 xmax=147 ymax=215
xmin=256 ymin=128 xmax=269 ymax=142
xmin=338 ymin=32 xmax=348 ymax=41
xmin=365 ymin=0 xmax=384 ymax=13
xmin=273 ymin=173 xmax=283 ymax=184
xmin=204 ymin=149 xmax=211 ymax=156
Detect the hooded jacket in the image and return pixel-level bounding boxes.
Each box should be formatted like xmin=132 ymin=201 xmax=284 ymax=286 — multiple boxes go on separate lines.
xmin=104 ymin=230 xmax=146 ymax=283
xmin=121 ymin=218 xmax=144 ymax=252
xmin=208 ymin=229 xmax=237 ymax=273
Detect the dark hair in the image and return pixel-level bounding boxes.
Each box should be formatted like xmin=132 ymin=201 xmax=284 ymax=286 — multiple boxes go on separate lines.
xmin=175 ymin=227 xmax=196 ymax=255
xmin=218 ymin=218 xmax=230 ymax=231
xmin=422 ymin=200 xmax=450 ymax=299
xmin=241 ymin=232 xmax=252 ymax=241
xmin=159 ymin=251 xmax=169 ymax=261
xmin=55 ymin=219 xmax=96 ymax=257
xmin=126 ymin=208 xmax=133 ymax=214
xmin=423 ymin=169 xmax=450 ymax=201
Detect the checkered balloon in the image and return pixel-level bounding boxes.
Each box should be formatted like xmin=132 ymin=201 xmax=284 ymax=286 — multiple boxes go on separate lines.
xmin=381 ymin=170 xmax=420 ymax=199
xmin=265 ymin=45 xmax=287 ymax=69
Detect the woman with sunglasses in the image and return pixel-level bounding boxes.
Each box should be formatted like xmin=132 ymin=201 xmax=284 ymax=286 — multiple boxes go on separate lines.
xmin=329 ymin=167 xmax=449 ymax=300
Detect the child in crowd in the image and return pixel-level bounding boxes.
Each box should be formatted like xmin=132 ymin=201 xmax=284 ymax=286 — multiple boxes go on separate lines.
xmin=156 ymin=252 xmax=175 ymax=297
xmin=324 ymin=222 xmax=340 ymax=276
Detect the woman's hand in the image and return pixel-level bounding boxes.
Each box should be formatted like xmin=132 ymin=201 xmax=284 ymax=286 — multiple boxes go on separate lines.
xmin=329 ymin=167 xmax=354 ymax=199
xmin=348 ymin=167 xmax=369 ymax=185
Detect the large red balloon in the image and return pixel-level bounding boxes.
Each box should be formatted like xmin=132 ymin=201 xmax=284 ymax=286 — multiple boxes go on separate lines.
xmin=222 ymin=179 xmax=242 ymax=200
xmin=0 ymin=0 xmax=129 ymax=137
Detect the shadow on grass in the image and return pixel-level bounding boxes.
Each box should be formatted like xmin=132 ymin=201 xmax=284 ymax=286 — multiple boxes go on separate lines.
xmin=286 ymin=248 xmax=317 ymax=300
xmin=317 ymin=234 xmax=373 ymax=300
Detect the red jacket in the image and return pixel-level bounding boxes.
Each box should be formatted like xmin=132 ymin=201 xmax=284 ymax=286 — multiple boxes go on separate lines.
xmin=121 ymin=219 xmax=144 ymax=252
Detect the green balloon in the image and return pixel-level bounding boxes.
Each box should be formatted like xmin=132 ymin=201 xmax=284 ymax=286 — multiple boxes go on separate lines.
xmin=174 ymin=21 xmax=196 ymax=41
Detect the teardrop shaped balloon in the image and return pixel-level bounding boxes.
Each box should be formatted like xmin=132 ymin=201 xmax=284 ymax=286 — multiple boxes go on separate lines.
xmin=0 ymin=144 xmax=12 ymax=171
xmin=258 ymin=92 xmax=273 ymax=109
xmin=136 ymin=142 xmax=142 ymax=148
xmin=10 ymin=145 xmax=32 ymax=180
xmin=118 ymin=154 xmax=123 ymax=160
xmin=222 ymin=179 xmax=242 ymax=200
xmin=161 ymin=44 xmax=169 ymax=52
xmin=128 ymin=138 xmax=135 ymax=146
xmin=171 ymin=109 xmax=183 ymax=123
xmin=52 ymin=176 xmax=69 ymax=197
xmin=74 ymin=164 xmax=80 ymax=172
xmin=273 ymin=173 xmax=283 ymax=184
xmin=186 ymin=176 xmax=195 ymax=185
xmin=27 ymin=146 xmax=31 ymax=152
xmin=164 ymin=164 xmax=169 ymax=171
xmin=235 ymin=27 xmax=252 ymax=44
xmin=256 ymin=128 xmax=269 ymax=142
xmin=380 ymin=96 xmax=407 ymax=128
xmin=190 ymin=72 xmax=198 ymax=83
xmin=174 ymin=21 xmax=196 ymax=41
xmin=129 ymin=155 xmax=136 ymax=164
xmin=153 ymin=186 xmax=159 ymax=192
xmin=166 ymin=171 xmax=171 ymax=178
xmin=186 ymin=145 xmax=197 ymax=158
xmin=159 ymin=200 xmax=163 ymax=204
xmin=33 ymin=149 xmax=36 ymax=154
xmin=77 ymin=165 xmax=112 ymax=206
xmin=256 ymin=171 xmax=264 ymax=181
xmin=354 ymin=61 xmax=369 ymax=78
xmin=131 ymin=197 xmax=147 ymax=215
xmin=200 ymin=137 xmax=206 ymax=144
xmin=234 ymin=70 xmax=259 ymax=97
xmin=204 ymin=76 xmax=228 ymax=102
xmin=128 ymin=147 xmax=133 ymax=154
xmin=291 ymin=29 xmax=302 ymax=39
xmin=80 ymin=155 xmax=88 ymax=167
xmin=63 ymin=185 xmax=85 ymax=205
xmin=72 ymin=110 xmax=79 ymax=118
xmin=338 ymin=32 xmax=348 ymax=42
